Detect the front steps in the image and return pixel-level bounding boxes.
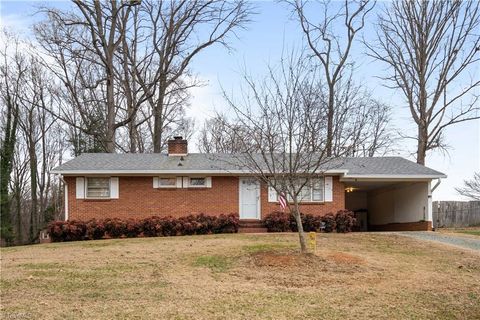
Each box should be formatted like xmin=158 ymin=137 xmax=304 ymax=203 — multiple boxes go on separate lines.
xmin=238 ymin=219 xmax=268 ymax=233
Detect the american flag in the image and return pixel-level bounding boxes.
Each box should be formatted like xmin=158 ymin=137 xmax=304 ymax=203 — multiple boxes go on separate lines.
xmin=279 ymin=194 xmax=287 ymax=211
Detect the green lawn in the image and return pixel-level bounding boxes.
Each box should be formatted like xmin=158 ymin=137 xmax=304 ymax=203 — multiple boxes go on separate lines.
xmin=455 ymin=230 xmax=480 ymax=237
xmin=1 ymin=233 xmax=479 ymax=319
xmin=439 ymin=227 xmax=480 ymax=237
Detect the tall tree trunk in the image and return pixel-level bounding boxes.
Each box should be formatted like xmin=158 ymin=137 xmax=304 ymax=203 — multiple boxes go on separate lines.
xmin=0 ymin=97 xmax=18 ymax=244
xmin=293 ymin=201 xmax=307 ymax=253
xmin=105 ymin=68 xmax=116 ymax=153
xmin=28 ymin=142 xmax=38 ymax=242
xmin=14 ymin=185 xmax=22 ymax=245
xmin=417 ymin=125 xmax=428 ymax=165
xmin=326 ymin=85 xmax=335 ymax=157
xmin=153 ymin=86 xmax=166 ymax=153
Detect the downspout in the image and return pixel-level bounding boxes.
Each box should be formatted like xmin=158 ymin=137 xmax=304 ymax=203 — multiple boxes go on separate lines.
xmin=60 ymin=176 xmax=68 ymax=221
xmin=430 ymin=179 xmax=441 ymax=230
xmin=431 ymin=178 xmax=441 ymax=192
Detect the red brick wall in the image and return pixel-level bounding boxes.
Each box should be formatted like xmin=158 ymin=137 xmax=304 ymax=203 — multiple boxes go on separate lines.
xmin=65 ymin=176 xmax=345 ymax=221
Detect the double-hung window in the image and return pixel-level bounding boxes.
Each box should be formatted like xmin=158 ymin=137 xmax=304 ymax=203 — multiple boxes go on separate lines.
xmin=86 ymin=177 xmax=110 ymax=198
xmin=311 ymin=179 xmax=324 ymax=201
xmin=273 ymin=177 xmax=324 ymax=203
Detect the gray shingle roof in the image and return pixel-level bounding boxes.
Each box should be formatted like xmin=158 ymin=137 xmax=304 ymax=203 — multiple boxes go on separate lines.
xmin=52 ymin=153 xmax=446 ymax=178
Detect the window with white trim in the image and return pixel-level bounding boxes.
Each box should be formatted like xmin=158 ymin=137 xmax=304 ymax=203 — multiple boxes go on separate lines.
xmin=312 ymin=179 xmax=324 ymax=201
xmin=271 ymin=177 xmax=324 ymax=203
xmin=158 ymin=177 xmax=176 ymax=188
xmin=86 ymin=177 xmax=110 ymax=198
xmin=189 ymin=177 xmax=207 ymax=187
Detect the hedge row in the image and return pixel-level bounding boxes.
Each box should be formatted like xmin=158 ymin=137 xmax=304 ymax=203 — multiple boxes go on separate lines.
xmin=262 ymin=210 xmax=356 ymax=233
xmin=48 ymin=213 xmax=239 ymax=242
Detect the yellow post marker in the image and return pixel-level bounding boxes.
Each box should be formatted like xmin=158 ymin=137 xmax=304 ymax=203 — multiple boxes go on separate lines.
xmin=308 ymin=232 xmax=316 ymax=253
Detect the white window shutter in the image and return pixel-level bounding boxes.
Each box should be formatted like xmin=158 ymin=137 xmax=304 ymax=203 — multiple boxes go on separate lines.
xmin=176 ymin=177 xmax=183 ymax=188
xmin=324 ymin=176 xmax=333 ymax=202
xmin=153 ymin=177 xmax=159 ymax=188
xmin=206 ymin=177 xmax=212 ymax=188
xmin=110 ymin=177 xmax=119 ymax=199
xmin=268 ymin=185 xmax=278 ymax=202
xmin=76 ymin=177 xmax=85 ymax=199
xmin=183 ymin=177 xmax=189 ymax=187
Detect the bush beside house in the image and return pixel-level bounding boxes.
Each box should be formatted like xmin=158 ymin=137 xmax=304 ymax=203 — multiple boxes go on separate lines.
xmin=48 ymin=213 xmax=239 ymax=242
xmin=262 ymin=210 xmax=355 ymax=233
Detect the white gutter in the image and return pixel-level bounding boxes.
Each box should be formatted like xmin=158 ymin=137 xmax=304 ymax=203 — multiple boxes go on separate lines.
xmin=60 ymin=176 xmax=68 ymax=221
xmin=340 ymin=174 xmax=447 ymax=180
xmin=51 ymin=169 xmax=350 ymax=176
xmin=51 ymin=168 xmax=446 ymax=181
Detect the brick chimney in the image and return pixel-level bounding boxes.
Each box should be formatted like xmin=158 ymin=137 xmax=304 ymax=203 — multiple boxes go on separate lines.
xmin=168 ymin=136 xmax=188 ymax=156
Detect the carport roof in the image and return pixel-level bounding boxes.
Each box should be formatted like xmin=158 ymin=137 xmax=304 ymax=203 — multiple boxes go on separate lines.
xmin=52 ymin=153 xmax=446 ymax=179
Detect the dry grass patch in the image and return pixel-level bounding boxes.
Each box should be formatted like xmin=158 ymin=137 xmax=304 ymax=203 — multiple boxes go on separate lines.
xmin=1 ymin=233 xmax=479 ymax=319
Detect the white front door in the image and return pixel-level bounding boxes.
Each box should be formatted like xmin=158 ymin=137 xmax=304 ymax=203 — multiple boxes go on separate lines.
xmin=239 ymin=177 xmax=261 ymax=219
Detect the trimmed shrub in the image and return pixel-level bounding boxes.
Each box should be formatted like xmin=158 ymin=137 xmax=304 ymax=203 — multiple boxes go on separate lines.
xmin=264 ymin=212 xmax=324 ymax=232
xmin=141 ymin=216 xmax=163 ymax=237
xmin=104 ymin=218 xmax=127 ymax=238
xmin=302 ymin=214 xmax=323 ymax=232
xmin=263 ymin=211 xmax=291 ymax=232
xmin=215 ymin=213 xmax=239 ymax=233
xmin=260 ymin=211 xmax=358 ymax=234
xmin=125 ymin=219 xmax=142 ymax=238
xmin=335 ymin=210 xmax=356 ymax=233
xmin=48 ymin=220 xmax=86 ymax=242
xmin=159 ymin=216 xmax=176 ymax=236
xmin=194 ymin=213 xmax=214 ymax=235
xmin=85 ymin=219 xmax=105 ymax=240
xmin=321 ymin=213 xmax=336 ymax=233
xmin=176 ymin=215 xmax=196 ymax=235
xmin=48 ymin=213 xmax=241 ymax=242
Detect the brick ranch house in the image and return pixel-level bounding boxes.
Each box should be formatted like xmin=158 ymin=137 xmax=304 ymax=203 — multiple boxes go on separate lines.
xmin=51 ymin=137 xmax=446 ymax=231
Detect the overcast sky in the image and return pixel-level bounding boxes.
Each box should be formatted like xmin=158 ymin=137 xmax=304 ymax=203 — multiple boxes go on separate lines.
xmin=1 ymin=1 xmax=479 ymax=201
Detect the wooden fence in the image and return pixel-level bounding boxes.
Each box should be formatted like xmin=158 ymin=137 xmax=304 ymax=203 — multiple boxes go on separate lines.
xmin=433 ymin=201 xmax=480 ymax=228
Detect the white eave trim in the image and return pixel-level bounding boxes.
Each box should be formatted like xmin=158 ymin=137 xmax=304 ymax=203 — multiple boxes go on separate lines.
xmin=340 ymin=174 xmax=447 ymax=181
xmin=50 ymin=169 xmax=446 ymax=180
xmin=50 ymin=169 xmax=349 ymax=176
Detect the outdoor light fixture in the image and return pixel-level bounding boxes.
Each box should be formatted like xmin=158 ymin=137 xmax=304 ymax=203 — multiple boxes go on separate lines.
xmin=345 ymin=187 xmax=356 ymax=193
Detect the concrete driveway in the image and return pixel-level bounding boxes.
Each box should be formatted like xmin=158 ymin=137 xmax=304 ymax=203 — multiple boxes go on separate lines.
xmin=396 ymin=231 xmax=480 ymax=251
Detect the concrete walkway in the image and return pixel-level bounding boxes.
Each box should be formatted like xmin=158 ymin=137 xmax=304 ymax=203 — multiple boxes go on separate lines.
xmin=396 ymin=231 xmax=480 ymax=251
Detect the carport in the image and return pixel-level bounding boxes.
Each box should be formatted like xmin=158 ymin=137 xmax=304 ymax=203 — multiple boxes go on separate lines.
xmin=343 ymin=179 xmax=437 ymax=231
xmin=330 ymin=156 xmax=447 ymax=231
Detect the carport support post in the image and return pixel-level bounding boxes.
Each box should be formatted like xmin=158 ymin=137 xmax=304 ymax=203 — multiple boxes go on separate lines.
xmin=427 ymin=181 xmax=433 ymax=228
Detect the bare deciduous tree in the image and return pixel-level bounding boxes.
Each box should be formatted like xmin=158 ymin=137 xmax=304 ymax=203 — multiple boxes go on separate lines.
xmin=456 ymin=172 xmax=480 ymax=201
xmin=17 ymin=57 xmax=62 ymax=242
xmin=326 ymin=76 xmax=394 ymax=157
xmin=288 ymin=0 xmax=375 ymax=157
xmin=197 ymin=114 xmax=255 ymax=153
xmin=131 ymin=0 xmax=252 ymax=152
xmin=35 ymin=0 xmax=139 ymax=153
xmin=1 ymin=30 xmax=66 ymax=245
xmin=35 ymin=0 xmax=251 ymax=154
xmin=367 ymin=0 xmax=480 ymax=165
xmin=0 ymin=33 xmax=27 ymax=243
xmin=221 ymin=53 xmax=348 ymax=253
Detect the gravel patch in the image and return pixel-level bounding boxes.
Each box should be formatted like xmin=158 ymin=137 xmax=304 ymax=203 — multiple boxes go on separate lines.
xmin=396 ymin=231 xmax=480 ymax=251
